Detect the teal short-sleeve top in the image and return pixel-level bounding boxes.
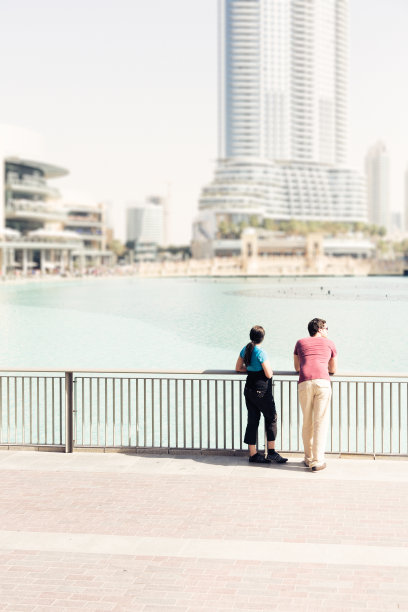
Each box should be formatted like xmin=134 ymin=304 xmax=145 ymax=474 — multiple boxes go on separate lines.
xmin=240 ymin=345 xmax=267 ymax=372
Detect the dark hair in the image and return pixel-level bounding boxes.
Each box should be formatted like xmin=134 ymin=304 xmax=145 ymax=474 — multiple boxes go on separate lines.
xmin=243 ymin=325 xmax=265 ymax=366
xmin=308 ymin=318 xmax=326 ymax=337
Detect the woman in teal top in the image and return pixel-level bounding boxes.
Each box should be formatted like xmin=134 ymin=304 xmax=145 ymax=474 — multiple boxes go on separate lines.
xmin=235 ymin=325 xmax=288 ymax=464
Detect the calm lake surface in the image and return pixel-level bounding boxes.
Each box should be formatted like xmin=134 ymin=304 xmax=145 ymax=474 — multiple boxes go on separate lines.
xmin=0 ymin=275 xmax=407 ymax=373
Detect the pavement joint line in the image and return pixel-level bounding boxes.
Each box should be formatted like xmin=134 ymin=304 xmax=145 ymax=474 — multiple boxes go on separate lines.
xmin=0 ymin=530 xmax=407 ymax=568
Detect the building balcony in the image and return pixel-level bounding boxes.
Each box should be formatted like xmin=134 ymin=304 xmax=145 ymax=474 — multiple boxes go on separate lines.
xmin=65 ymin=227 xmax=104 ymax=239
xmin=0 ymin=233 xmax=82 ymax=249
xmin=26 ymin=229 xmax=84 ymax=243
xmin=64 ymin=217 xmax=102 ymax=227
xmin=0 ymin=227 xmax=22 ymax=241
xmin=6 ymin=177 xmax=60 ymax=199
xmin=6 ymin=200 xmax=67 ymax=222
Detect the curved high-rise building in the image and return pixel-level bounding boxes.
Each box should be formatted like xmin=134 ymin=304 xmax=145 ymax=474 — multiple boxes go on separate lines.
xmin=195 ymin=0 xmax=367 ymax=249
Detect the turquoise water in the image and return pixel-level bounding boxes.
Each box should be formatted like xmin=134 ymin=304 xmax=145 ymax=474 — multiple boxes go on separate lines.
xmin=0 ymin=275 xmax=407 ymax=373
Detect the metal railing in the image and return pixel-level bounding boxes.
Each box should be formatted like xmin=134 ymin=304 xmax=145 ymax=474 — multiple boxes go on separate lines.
xmin=0 ymin=373 xmax=66 ymax=448
xmin=0 ymin=369 xmax=407 ymax=457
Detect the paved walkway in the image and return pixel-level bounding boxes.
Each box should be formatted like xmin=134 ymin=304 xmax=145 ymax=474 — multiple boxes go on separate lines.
xmin=0 ymin=451 xmax=407 ymax=611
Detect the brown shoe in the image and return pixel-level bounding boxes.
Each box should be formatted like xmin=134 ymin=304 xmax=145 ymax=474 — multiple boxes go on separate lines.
xmin=311 ymin=463 xmax=326 ymax=472
xmin=303 ymin=460 xmax=310 ymax=468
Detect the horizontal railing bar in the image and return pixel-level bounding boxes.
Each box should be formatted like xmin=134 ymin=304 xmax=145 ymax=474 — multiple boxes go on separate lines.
xmin=0 ymin=369 xmax=407 ymax=379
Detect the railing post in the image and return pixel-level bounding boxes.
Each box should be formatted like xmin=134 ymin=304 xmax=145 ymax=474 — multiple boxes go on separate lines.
xmin=65 ymin=371 xmax=74 ymax=453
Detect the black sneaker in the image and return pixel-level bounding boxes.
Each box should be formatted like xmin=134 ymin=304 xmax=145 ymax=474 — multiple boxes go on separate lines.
xmin=267 ymin=451 xmax=288 ymax=463
xmin=249 ymin=453 xmax=271 ymax=464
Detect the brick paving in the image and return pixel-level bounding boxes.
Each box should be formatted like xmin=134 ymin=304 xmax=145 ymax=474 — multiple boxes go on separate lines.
xmin=0 ymin=469 xmax=407 ymax=547
xmin=0 ymin=553 xmax=408 ymax=611
xmin=0 ymin=451 xmax=407 ymax=611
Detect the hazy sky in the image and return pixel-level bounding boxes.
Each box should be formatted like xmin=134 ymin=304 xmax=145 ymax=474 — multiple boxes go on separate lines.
xmin=0 ymin=0 xmax=407 ymax=243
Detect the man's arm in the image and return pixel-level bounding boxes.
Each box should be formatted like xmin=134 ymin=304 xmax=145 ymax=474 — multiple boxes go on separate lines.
xmin=328 ymin=357 xmax=337 ymax=374
xmin=294 ymin=354 xmax=300 ymax=372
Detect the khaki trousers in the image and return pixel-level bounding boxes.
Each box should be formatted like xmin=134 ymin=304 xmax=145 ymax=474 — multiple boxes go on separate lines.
xmin=298 ymin=379 xmax=332 ymax=468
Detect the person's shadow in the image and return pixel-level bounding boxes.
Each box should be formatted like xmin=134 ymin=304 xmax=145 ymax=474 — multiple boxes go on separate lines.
xmin=168 ymin=453 xmax=309 ymax=472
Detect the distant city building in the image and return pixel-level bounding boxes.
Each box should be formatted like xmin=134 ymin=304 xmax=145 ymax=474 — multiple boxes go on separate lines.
xmin=162 ymin=187 xmax=171 ymax=247
xmin=63 ymin=202 xmax=111 ymax=268
xmin=126 ymin=196 xmax=164 ymax=261
xmin=365 ymin=141 xmax=390 ymax=231
xmin=102 ymin=199 xmax=115 ymax=244
xmin=0 ymin=125 xmax=112 ymax=275
xmin=195 ymin=227 xmax=376 ymax=260
xmin=405 ymin=167 xmax=408 ymax=233
xmin=193 ymin=0 xmax=367 ymax=255
xmin=391 ymin=211 xmax=402 ymax=233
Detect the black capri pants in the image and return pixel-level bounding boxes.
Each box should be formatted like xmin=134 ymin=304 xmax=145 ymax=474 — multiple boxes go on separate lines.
xmin=243 ymin=380 xmax=277 ymax=445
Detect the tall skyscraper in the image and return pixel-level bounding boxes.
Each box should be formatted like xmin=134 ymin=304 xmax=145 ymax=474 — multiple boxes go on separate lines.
xmin=219 ymin=0 xmax=348 ymax=165
xmin=194 ymin=0 xmax=367 ymax=250
xmin=365 ymin=141 xmax=390 ymax=231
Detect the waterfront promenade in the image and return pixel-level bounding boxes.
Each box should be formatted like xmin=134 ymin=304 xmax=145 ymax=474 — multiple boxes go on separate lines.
xmin=0 ymin=451 xmax=407 ymax=611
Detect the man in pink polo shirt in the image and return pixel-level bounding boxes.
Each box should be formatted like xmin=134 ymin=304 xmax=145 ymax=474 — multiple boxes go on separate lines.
xmin=294 ymin=318 xmax=337 ymax=472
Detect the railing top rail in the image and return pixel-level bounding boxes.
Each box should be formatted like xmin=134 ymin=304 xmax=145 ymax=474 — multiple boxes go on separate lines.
xmin=0 ymin=368 xmax=407 ymax=378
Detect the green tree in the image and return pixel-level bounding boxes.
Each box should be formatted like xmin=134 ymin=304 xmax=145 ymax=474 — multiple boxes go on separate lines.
xmin=217 ymin=220 xmax=229 ymax=238
xmin=263 ymin=218 xmax=277 ymax=231
xmin=230 ymin=223 xmax=240 ymax=238
xmin=238 ymin=220 xmax=249 ymax=234
xmin=377 ymin=240 xmax=389 ymax=255
xmin=108 ymin=240 xmax=127 ymax=257
xmin=353 ymin=222 xmax=366 ymax=233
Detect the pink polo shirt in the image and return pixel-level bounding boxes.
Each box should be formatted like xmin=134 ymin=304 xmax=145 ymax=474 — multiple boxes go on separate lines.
xmin=294 ymin=336 xmax=337 ymax=383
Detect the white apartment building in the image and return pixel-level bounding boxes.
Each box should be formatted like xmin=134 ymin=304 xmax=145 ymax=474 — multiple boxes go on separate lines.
xmin=126 ymin=196 xmax=164 ymax=260
xmin=194 ymin=0 xmax=367 ymax=252
xmin=365 ymin=141 xmax=390 ymax=231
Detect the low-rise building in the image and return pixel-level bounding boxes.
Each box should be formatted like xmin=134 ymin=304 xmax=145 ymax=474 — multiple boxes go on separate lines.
xmin=64 ymin=202 xmax=112 ymax=269
xmin=0 ymin=126 xmax=112 ymax=275
xmin=192 ymin=227 xmax=376 ymax=261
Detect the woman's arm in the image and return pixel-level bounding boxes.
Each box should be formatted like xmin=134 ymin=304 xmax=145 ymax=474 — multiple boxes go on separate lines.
xmin=261 ymin=359 xmax=273 ymax=379
xmin=235 ymin=356 xmax=247 ymax=373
